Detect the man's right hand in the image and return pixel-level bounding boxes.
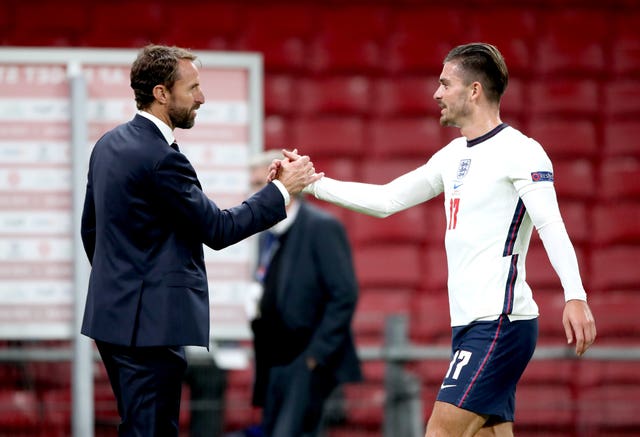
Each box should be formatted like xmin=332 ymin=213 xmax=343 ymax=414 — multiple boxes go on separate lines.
xmin=274 ymin=150 xmax=323 ymax=195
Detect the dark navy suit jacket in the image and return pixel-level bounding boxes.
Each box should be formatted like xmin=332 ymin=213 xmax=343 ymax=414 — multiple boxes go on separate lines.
xmin=252 ymin=201 xmax=362 ymax=406
xmin=81 ymin=114 xmax=286 ymax=347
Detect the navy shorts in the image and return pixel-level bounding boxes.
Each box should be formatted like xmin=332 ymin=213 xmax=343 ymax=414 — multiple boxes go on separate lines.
xmin=436 ymin=315 xmax=538 ymax=424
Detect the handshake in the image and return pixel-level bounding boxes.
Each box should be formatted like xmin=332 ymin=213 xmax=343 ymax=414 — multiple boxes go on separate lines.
xmin=267 ymin=149 xmax=323 ymax=195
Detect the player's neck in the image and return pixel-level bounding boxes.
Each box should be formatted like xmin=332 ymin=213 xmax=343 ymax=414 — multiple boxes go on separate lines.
xmin=460 ymin=112 xmax=502 ymax=141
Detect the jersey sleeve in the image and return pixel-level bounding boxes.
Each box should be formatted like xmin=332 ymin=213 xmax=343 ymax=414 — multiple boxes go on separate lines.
xmin=510 ymin=137 xmax=555 ymax=197
xmin=305 ymin=152 xmax=445 ymax=218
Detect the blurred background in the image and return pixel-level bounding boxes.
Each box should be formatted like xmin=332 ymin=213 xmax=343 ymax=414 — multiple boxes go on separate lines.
xmin=0 ymin=0 xmax=639 ymax=436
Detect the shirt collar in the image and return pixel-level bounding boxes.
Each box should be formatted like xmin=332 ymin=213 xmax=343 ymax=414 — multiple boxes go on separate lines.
xmin=138 ymin=110 xmax=175 ymax=145
xmin=269 ymin=200 xmax=300 ymax=235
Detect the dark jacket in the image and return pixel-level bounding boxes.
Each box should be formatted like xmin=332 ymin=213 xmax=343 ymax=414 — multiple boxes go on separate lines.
xmin=81 ymin=114 xmax=286 ymax=347
xmin=252 ymin=201 xmax=362 ymax=406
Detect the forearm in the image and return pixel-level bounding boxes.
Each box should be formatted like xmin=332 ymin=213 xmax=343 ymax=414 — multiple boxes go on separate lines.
xmin=304 ymin=169 xmax=439 ymax=217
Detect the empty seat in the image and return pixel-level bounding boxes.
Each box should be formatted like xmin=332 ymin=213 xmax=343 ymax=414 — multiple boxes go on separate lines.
xmin=372 ymin=77 xmax=439 ymax=117
xmin=11 ymin=1 xmax=89 ymax=47
xmin=611 ymin=12 xmax=640 ymax=75
xmin=535 ymin=10 xmax=608 ymax=75
xmin=532 ymin=288 xmax=567 ymax=343
xmin=341 ymin=382 xmax=385 ymax=427
xmin=467 ymin=10 xmax=536 ymax=75
xmin=603 ymin=80 xmax=640 ymax=118
xmin=578 ymin=385 xmax=640 ymax=429
xmin=350 ymin=204 xmax=428 ymax=245
xmin=592 ymin=203 xmax=640 ymax=245
xmin=529 ymin=79 xmax=599 ymax=117
xmin=0 ymin=389 xmax=39 ymax=430
xmin=525 ymin=242 xmax=560 ymax=290
xmin=603 ymin=120 xmax=640 ymax=157
xmin=41 ymin=387 xmax=71 ymax=434
xmin=264 ymin=75 xmax=297 ymax=115
xmin=163 ymin=2 xmax=240 ymax=50
xmin=298 ymin=76 xmax=372 ymax=116
xmin=263 ymin=115 xmax=289 ymax=150
xmin=520 ymin=359 xmax=576 ymax=385
xmin=353 ymin=288 xmax=412 ymax=340
xmin=84 ymin=2 xmax=167 ymax=48
xmin=528 ymin=119 xmax=598 ymax=160
xmin=586 ymin=292 xmax=640 ymax=341
xmin=514 ymin=384 xmax=574 ymax=428
xmin=291 ymin=117 xmax=366 ymax=158
xmin=419 ymin=246 xmax=448 ymax=292
xmin=385 ymin=7 xmax=464 ymax=74
xmin=369 ymin=118 xmax=443 ymax=158
xmin=408 ymin=293 xmax=451 ymax=344
xmin=597 ymin=157 xmax=640 ymax=199
xmin=552 ymin=159 xmax=596 ymax=200
xmin=308 ymin=6 xmax=388 ymax=74
xmin=354 ymin=244 xmax=422 ymax=288
xmin=590 ymin=246 xmax=640 ymax=292
xmin=556 ymin=201 xmax=589 ymax=243
xmin=360 ymin=158 xmax=431 ymax=184
xmin=234 ymin=4 xmax=315 ymax=72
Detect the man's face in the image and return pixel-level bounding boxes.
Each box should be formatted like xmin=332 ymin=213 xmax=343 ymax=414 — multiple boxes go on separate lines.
xmin=167 ymin=59 xmax=205 ymax=129
xmin=433 ymin=61 xmax=473 ymax=128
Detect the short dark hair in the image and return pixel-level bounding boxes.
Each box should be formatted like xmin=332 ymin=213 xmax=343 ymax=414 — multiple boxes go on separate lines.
xmin=444 ymin=42 xmax=508 ymax=103
xmin=130 ymin=44 xmax=198 ymax=110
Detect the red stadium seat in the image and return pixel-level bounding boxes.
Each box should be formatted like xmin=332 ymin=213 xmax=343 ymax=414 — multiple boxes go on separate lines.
xmin=372 ymin=77 xmax=439 ymax=117
xmin=515 ymin=385 xmax=574 ymax=428
xmin=557 ymin=201 xmax=589 ymax=243
xmin=385 ymin=7 xmax=464 ymax=74
xmin=11 ymin=1 xmax=89 ymax=47
xmin=353 ymin=288 xmax=412 ymax=343
xmin=234 ymin=4 xmax=316 ymax=72
xmin=264 ymin=75 xmax=297 ymax=115
xmin=0 ymin=389 xmax=39 ymax=430
xmin=420 ymin=246 xmax=448 ymax=292
xmin=603 ymin=80 xmax=640 ymax=118
xmin=527 ymin=120 xmax=598 ymax=160
xmin=341 ymin=382 xmax=385 ymax=427
xmin=592 ymin=203 xmax=640 ymax=245
xmin=291 ymin=117 xmax=366 ymax=158
xmin=590 ymin=246 xmax=640 ymax=292
xmin=308 ymin=6 xmax=389 ymax=73
xmin=535 ymin=10 xmax=608 ymax=75
xmin=611 ymin=12 xmax=640 ymax=75
xmin=350 ymin=205 xmax=428 ymax=245
xmin=597 ymin=157 xmax=640 ymax=199
xmin=84 ymin=2 xmax=167 ymax=48
xmin=533 ymin=288 xmax=567 ymax=343
xmin=578 ymin=385 xmax=640 ymax=429
xmin=520 ymin=359 xmax=576 ymax=386
xmin=263 ymin=115 xmax=290 ymax=150
xmin=603 ymin=120 xmax=640 ymax=157
xmin=354 ymin=244 xmax=422 ymax=288
xmin=552 ymin=159 xmax=596 ymax=200
xmin=525 ymin=241 xmax=559 ymax=290
xmin=223 ymin=386 xmax=261 ymax=431
xmin=467 ymin=10 xmax=536 ymax=75
xmin=298 ymin=76 xmax=372 ymax=116
xmin=163 ymin=2 xmax=240 ymax=50
xmin=586 ymin=292 xmax=640 ymax=341
xmin=529 ymin=79 xmax=599 ymax=117
xmin=369 ymin=118 xmax=443 ymax=159
xmin=501 ymin=78 xmax=526 ymax=120
xmin=41 ymin=388 xmax=71 ymax=436
xmin=360 ymin=158 xmax=430 ymax=184
xmin=408 ymin=293 xmax=451 ymax=344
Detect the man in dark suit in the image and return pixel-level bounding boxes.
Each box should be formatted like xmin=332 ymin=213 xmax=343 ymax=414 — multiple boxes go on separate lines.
xmin=80 ymin=44 xmax=320 ymax=437
xmin=248 ymin=150 xmax=363 ymax=437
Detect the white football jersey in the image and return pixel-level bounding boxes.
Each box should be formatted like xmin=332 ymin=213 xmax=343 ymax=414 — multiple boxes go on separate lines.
xmin=307 ymin=124 xmax=584 ymax=327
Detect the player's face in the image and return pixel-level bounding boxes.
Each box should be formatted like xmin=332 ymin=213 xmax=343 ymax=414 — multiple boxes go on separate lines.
xmin=167 ymin=59 xmax=205 ymax=130
xmin=433 ymin=61 xmax=473 ymax=128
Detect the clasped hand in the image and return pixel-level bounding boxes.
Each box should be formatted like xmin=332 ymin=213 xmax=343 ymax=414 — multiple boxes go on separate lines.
xmin=267 ymin=149 xmax=323 ymax=194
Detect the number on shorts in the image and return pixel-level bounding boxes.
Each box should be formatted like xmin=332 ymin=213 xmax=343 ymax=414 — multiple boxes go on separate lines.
xmin=445 ymin=350 xmax=472 ymax=380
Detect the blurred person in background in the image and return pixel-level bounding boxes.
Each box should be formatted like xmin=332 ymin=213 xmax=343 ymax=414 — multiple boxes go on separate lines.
xmin=247 ymin=149 xmax=362 ymax=437
xmin=80 ymin=44 xmax=319 ymax=437
xmin=282 ymin=42 xmax=596 ymax=437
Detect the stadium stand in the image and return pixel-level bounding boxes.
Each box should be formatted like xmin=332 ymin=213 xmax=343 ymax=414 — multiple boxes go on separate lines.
xmin=0 ymin=0 xmax=639 ymax=435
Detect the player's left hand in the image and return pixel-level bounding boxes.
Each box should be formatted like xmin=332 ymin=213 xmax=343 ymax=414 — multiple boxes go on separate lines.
xmin=562 ymin=299 xmax=596 ymax=356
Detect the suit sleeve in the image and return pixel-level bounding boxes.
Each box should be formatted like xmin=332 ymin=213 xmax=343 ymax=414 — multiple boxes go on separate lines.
xmin=306 ymin=217 xmax=359 ymax=367
xmin=154 ymin=151 xmax=287 ymax=250
xmin=80 ymin=167 xmax=96 ymax=264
